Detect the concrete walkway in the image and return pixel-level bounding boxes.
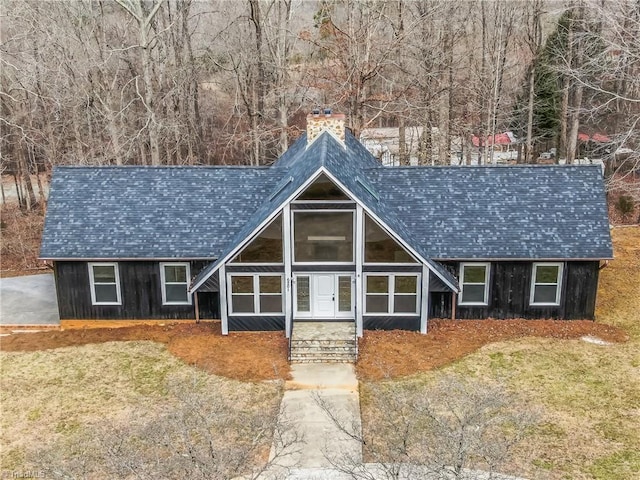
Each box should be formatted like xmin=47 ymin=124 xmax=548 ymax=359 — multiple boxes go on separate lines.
xmin=265 ymin=363 xmax=362 ymax=478
xmin=0 ymin=273 xmax=60 ymax=326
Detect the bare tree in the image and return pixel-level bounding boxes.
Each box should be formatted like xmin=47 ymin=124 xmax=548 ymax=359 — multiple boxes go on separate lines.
xmin=34 ymin=374 xmax=298 ymax=479
xmin=316 ymin=374 xmax=538 ymax=480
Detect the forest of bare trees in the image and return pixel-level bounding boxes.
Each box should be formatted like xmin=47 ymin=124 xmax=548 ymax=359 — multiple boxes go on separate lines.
xmin=1 ymin=0 xmax=638 ymax=209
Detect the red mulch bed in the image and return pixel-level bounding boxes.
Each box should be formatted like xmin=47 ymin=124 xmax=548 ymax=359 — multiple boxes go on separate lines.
xmin=0 ymin=322 xmax=290 ymax=382
xmin=356 ymin=319 xmax=628 ymax=380
xmin=0 ymin=318 xmax=627 ymax=382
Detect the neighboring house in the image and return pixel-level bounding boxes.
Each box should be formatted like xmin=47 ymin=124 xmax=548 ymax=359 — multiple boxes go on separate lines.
xmin=40 ymin=110 xmax=613 ymax=336
xmin=470 ymin=131 xmax=520 ymax=164
xmin=359 ymin=126 xmax=425 ymax=166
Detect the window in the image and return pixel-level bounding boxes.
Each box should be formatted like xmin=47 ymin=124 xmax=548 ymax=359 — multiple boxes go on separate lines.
xmin=88 ymin=263 xmax=121 ymax=305
xmin=459 ymin=263 xmax=490 ymax=305
xmin=293 ymin=211 xmax=354 ymax=263
xmin=229 ymin=274 xmax=283 ymax=315
xmin=231 ymin=213 xmax=283 ymax=263
xmin=296 ymin=173 xmax=350 ymax=201
xmin=365 ymin=274 xmax=420 ymax=315
xmin=160 ymin=263 xmax=191 ymax=305
xmin=364 ymin=214 xmax=416 ymax=263
xmin=530 ymin=263 xmax=563 ymax=306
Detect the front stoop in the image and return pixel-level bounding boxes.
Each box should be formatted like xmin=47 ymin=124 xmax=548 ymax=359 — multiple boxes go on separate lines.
xmin=290 ymin=322 xmax=357 ymax=363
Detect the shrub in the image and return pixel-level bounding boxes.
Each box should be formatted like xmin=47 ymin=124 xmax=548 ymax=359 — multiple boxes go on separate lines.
xmin=616 ymin=195 xmax=635 ymax=218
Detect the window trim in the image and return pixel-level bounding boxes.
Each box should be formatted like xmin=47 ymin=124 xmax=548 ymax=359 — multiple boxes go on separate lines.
xmin=88 ymin=262 xmax=121 ymax=306
xmin=363 ymin=273 xmax=421 ymax=316
xmin=530 ymin=262 xmax=564 ymax=306
xmin=458 ymin=262 xmax=491 ymax=306
xmin=228 ymin=273 xmax=284 ymax=316
xmin=160 ymin=262 xmax=192 ymax=305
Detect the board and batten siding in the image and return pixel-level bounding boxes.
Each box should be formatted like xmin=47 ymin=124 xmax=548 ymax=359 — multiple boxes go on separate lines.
xmin=54 ymin=261 xmax=219 ymax=320
xmin=228 ymin=316 xmax=285 ymax=331
xmin=429 ymin=261 xmax=600 ymax=320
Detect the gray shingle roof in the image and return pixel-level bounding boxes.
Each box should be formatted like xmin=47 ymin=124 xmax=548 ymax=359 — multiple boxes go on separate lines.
xmin=40 ymin=166 xmax=281 ymax=259
xmin=41 ymin=132 xmax=613 ymax=273
xmin=367 ymin=165 xmax=612 ymax=260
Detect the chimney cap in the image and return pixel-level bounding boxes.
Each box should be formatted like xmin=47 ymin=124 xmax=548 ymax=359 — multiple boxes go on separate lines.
xmin=324 ymin=108 xmax=332 ymax=116
xmin=312 ymin=107 xmax=321 ymax=116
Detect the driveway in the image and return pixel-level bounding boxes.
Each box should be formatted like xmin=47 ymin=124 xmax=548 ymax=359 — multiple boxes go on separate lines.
xmin=0 ymin=274 xmax=60 ymax=326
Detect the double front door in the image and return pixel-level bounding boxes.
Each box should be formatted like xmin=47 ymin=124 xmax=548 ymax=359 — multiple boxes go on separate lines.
xmin=294 ymin=273 xmax=354 ymax=319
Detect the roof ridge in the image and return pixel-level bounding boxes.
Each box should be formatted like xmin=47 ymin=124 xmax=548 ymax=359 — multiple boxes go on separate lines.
xmin=369 ymin=164 xmax=602 ymax=170
xmin=53 ymin=165 xmax=273 ymax=170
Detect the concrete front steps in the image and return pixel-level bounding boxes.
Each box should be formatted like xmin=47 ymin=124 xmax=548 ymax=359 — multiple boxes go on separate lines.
xmin=290 ymin=321 xmax=357 ymax=363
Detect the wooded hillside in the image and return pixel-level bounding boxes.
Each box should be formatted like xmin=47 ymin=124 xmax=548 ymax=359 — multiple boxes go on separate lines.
xmin=1 ymin=0 xmax=638 ymax=209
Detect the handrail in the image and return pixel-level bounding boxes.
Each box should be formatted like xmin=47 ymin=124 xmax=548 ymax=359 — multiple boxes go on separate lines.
xmin=354 ymin=325 xmax=358 ymax=361
xmin=287 ymin=320 xmax=293 ymax=361
xmin=353 ymin=309 xmax=359 ymax=361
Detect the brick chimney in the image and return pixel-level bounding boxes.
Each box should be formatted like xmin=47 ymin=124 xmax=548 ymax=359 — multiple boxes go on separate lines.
xmin=306 ymin=108 xmax=346 ymax=146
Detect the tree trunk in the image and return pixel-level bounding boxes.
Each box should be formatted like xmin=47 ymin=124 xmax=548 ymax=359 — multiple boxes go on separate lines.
xmin=115 ymin=0 xmax=164 ymax=166
xmin=567 ymin=85 xmax=583 ymax=164
xmin=398 ymin=118 xmax=407 ymax=165
xmin=525 ymin=64 xmax=536 ymax=164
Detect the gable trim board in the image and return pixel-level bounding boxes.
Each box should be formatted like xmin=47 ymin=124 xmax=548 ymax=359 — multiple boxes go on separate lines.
xmin=40 ymin=112 xmax=613 ymax=332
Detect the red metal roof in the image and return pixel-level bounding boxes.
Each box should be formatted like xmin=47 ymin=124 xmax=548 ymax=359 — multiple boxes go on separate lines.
xmin=578 ymin=132 xmax=611 ymax=143
xmin=472 ymin=132 xmax=514 ymax=147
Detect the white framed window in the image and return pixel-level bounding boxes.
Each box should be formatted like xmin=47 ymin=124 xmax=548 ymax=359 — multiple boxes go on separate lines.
xmin=88 ymin=262 xmax=121 ymax=305
xmin=459 ymin=263 xmax=490 ymax=305
xmin=160 ymin=263 xmax=191 ymax=305
xmin=292 ymin=210 xmax=355 ymax=264
xmin=228 ymin=274 xmax=283 ymax=315
xmin=530 ymin=263 xmax=563 ymax=306
xmin=364 ymin=273 xmax=420 ymax=315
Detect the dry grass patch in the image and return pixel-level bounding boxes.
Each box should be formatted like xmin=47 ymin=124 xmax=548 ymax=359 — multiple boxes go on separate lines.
xmin=0 ymin=341 xmax=283 ymax=476
xmin=360 ymin=227 xmax=640 ymax=479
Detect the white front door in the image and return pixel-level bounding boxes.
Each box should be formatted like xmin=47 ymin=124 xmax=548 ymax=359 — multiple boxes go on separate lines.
xmin=314 ymin=274 xmax=336 ymax=317
xmin=294 ymin=273 xmax=354 ymax=319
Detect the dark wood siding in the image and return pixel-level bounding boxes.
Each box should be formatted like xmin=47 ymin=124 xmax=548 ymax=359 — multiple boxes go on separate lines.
xmin=291 ymin=202 xmax=356 ymax=210
xmin=226 ymin=265 xmax=284 ymax=273
xmin=228 ymin=316 xmax=285 ymax=331
xmin=363 ymin=316 xmax=420 ymax=331
xmin=363 ymin=265 xmax=422 ymax=273
xmin=292 ymin=265 xmax=356 ymax=272
xmin=55 ymin=260 xmax=215 ymax=320
xmin=429 ymin=261 xmax=600 ymax=320
xmin=197 ymin=292 xmax=220 ymax=319
xmin=198 ymin=269 xmax=219 ymax=292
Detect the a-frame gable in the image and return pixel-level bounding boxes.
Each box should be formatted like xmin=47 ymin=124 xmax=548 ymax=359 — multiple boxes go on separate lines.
xmin=190 ymin=163 xmax=458 ymax=294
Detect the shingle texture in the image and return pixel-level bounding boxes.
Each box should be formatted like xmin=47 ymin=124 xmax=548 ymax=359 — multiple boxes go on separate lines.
xmin=40 ymin=166 xmax=280 ymax=259
xmin=41 ymin=131 xmax=613 ymax=275
xmin=369 ymin=165 xmax=613 ymax=260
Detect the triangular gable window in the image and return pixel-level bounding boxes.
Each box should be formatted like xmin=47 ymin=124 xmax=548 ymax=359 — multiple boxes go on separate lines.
xmin=231 ymin=213 xmax=283 ymax=263
xmin=364 ymin=214 xmax=416 ymax=263
xmin=296 ymin=173 xmax=351 ymax=201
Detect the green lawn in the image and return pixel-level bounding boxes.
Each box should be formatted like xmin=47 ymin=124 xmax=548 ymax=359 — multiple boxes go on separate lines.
xmin=361 ymin=227 xmax=640 ymax=479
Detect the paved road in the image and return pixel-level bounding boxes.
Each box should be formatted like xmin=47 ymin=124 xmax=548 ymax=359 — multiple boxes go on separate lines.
xmin=0 ymin=273 xmax=60 ymax=325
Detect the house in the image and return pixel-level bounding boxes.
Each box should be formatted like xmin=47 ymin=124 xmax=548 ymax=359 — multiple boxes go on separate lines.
xmin=470 ymin=131 xmax=520 ymax=164
xmin=40 ymin=110 xmax=613 ymax=337
xmin=359 ymin=126 xmax=425 ymax=166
